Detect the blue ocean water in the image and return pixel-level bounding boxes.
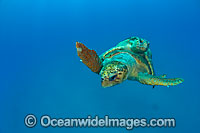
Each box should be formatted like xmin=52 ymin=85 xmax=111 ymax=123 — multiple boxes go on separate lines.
xmin=0 ymin=0 xmax=200 ymax=132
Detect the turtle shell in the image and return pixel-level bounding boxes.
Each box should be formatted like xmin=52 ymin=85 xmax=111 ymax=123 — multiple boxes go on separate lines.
xmin=100 ymin=48 xmax=152 ymax=75
xmin=100 ymin=37 xmax=155 ymax=75
xmin=117 ymin=37 xmax=149 ymax=53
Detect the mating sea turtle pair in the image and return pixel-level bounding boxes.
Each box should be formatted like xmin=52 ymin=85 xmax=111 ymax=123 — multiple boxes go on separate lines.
xmin=76 ymin=37 xmax=183 ymax=88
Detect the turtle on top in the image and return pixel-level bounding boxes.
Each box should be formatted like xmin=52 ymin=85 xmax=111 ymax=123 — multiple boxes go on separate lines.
xmin=76 ymin=37 xmax=184 ymax=88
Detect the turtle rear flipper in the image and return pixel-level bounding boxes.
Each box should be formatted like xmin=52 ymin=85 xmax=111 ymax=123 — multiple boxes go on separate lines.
xmin=137 ymin=72 xmax=184 ymax=86
xmin=76 ymin=42 xmax=102 ymax=74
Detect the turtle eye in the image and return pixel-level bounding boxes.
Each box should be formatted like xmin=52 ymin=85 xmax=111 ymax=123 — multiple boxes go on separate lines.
xmin=109 ymin=75 xmax=117 ymax=81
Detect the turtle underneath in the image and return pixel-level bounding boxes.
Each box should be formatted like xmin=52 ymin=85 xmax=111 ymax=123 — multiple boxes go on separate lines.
xmin=76 ymin=37 xmax=184 ymax=88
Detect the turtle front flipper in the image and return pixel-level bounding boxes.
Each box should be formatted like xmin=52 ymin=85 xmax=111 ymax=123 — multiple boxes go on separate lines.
xmin=76 ymin=42 xmax=102 ymax=74
xmin=137 ymin=72 xmax=184 ymax=86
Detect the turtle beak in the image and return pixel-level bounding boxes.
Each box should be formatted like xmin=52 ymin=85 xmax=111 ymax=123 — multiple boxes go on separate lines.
xmin=101 ymin=74 xmax=119 ymax=88
xmin=101 ymin=77 xmax=112 ymax=88
xmin=101 ymin=78 xmax=109 ymax=88
xmin=101 ymin=82 xmax=113 ymax=88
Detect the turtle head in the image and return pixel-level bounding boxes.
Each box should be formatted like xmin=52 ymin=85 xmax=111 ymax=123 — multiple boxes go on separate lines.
xmin=100 ymin=61 xmax=128 ymax=88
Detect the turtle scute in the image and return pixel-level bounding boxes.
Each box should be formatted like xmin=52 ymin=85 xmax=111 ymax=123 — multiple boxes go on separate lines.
xmin=117 ymin=37 xmax=150 ymax=53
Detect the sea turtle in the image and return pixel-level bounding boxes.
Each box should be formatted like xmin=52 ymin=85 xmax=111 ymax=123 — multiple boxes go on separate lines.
xmin=76 ymin=37 xmax=183 ymax=88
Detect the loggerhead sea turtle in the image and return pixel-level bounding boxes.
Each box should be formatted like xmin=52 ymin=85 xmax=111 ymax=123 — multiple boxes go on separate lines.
xmin=76 ymin=37 xmax=184 ymax=88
